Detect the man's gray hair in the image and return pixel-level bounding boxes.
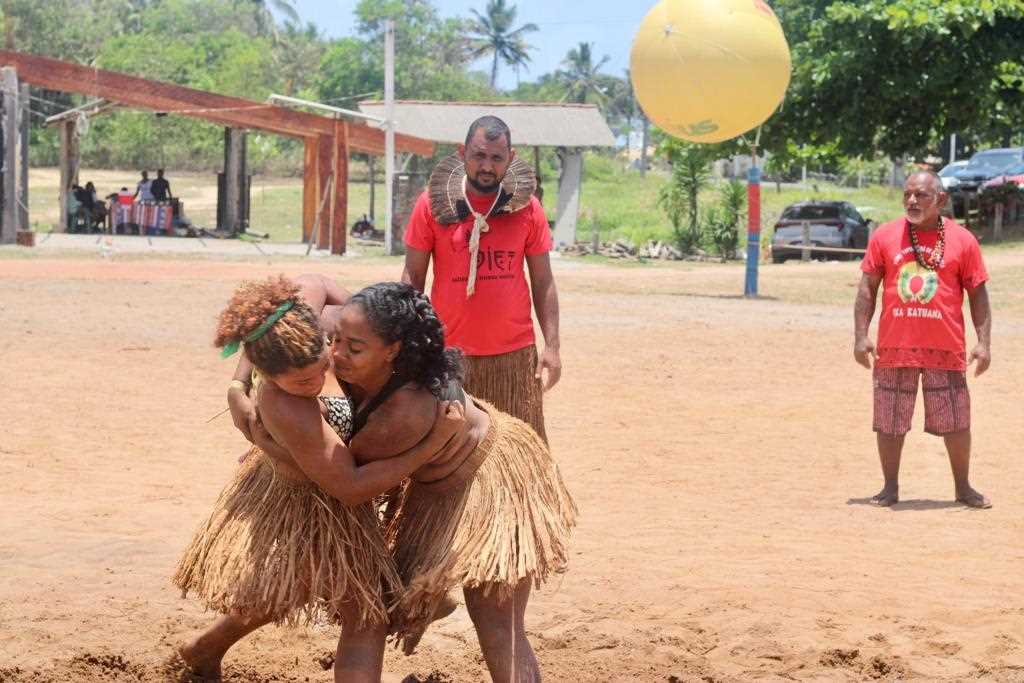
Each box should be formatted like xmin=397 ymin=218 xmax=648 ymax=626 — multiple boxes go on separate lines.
xmin=465 ymin=116 xmax=511 ymax=150
xmin=905 ymin=169 xmax=945 ymax=192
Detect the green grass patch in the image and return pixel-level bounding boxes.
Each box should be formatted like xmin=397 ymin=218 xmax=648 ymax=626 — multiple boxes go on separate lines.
xmin=562 ymin=154 xmax=906 ymax=248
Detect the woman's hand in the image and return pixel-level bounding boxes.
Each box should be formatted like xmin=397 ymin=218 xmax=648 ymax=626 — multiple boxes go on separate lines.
xmin=227 ymin=385 xmax=258 ymax=443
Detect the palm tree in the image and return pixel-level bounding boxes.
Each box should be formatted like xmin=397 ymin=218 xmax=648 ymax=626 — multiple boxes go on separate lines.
xmin=467 ymin=0 xmax=538 ymax=88
xmin=275 ymin=22 xmax=325 ymax=96
xmin=557 ymin=42 xmax=610 ymax=104
xmin=240 ymin=0 xmax=300 ymax=41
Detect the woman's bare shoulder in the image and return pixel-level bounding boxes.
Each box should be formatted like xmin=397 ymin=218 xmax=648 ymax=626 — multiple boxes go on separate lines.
xmin=351 ymin=385 xmax=435 ymax=459
xmin=258 ymin=383 xmax=321 ymax=436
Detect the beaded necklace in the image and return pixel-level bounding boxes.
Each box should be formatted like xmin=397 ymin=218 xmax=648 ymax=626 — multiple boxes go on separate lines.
xmin=908 ymin=216 xmax=945 ymax=270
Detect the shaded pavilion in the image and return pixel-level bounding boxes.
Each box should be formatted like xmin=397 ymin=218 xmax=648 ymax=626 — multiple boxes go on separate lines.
xmin=0 ymin=51 xmax=433 ymax=254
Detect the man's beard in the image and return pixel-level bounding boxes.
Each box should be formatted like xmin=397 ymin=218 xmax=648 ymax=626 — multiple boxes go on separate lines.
xmin=467 ymin=172 xmax=501 ymax=194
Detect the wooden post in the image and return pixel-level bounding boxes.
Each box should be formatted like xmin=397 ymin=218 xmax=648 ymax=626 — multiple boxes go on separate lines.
xmin=994 ymin=202 xmax=1004 ymax=242
xmin=801 ymin=220 xmax=811 ymax=262
xmin=383 ymin=18 xmax=396 ymax=255
xmin=316 ymin=133 xmax=332 ymax=251
xmin=0 ymin=67 xmax=15 ymax=243
xmin=57 ymin=119 xmax=79 ymax=233
xmin=222 ymin=128 xmax=246 ymax=235
xmin=367 ymin=154 xmax=375 ymax=222
xmin=302 ymin=137 xmax=317 ymax=243
xmin=17 ymin=81 xmax=27 ymax=232
xmin=330 ymin=120 xmax=348 ymax=255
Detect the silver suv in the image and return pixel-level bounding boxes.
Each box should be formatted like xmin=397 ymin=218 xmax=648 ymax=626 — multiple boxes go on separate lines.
xmin=771 ymin=201 xmax=872 ymax=263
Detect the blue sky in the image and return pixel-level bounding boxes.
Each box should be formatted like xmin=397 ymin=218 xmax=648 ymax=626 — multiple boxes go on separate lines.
xmin=285 ymin=0 xmax=650 ymax=91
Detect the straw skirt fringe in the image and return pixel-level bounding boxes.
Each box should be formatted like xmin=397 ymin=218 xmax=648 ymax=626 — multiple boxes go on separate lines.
xmin=172 ymin=452 xmax=400 ymax=627
xmin=464 ymin=345 xmax=547 ymax=444
xmin=387 ymin=401 xmax=577 ymax=640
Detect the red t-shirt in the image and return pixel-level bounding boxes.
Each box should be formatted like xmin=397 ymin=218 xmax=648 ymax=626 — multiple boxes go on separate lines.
xmin=404 ymin=190 xmax=552 ymax=356
xmin=860 ymin=218 xmax=988 ymax=370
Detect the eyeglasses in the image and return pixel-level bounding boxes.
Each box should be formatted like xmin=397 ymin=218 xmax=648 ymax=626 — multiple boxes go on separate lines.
xmin=903 ymin=191 xmax=936 ymax=203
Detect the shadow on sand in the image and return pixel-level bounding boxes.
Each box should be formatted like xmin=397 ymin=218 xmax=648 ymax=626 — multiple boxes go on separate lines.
xmin=846 ymin=497 xmax=966 ymax=511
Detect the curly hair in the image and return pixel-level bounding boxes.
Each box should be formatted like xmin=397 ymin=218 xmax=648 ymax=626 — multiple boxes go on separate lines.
xmin=347 ymin=282 xmax=463 ymax=396
xmin=214 ymin=275 xmax=325 ymax=376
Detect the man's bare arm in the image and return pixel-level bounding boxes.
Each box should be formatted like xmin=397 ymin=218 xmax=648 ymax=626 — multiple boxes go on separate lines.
xmin=402 ymin=248 xmax=431 ymax=292
xmin=526 ymin=252 xmax=561 ymax=390
xmin=967 ymin=282 xmax=992 ymax=376
xmin=853 ymin=272 xmax=882 ymax=368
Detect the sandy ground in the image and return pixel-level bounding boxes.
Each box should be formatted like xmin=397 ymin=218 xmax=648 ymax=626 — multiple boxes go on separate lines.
xmin=0 ymin=252 xmax=1022 ymax=682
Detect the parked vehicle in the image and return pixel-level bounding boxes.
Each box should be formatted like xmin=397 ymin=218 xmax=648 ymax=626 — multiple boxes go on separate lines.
xmin=954 ymin=148 xmax=1024 ymax=192
xmin=770 ymin=201 xmax=872 ymax=263
xmin=938 ymin=160 xmax=968 ymax=190
xmin=949 ymin=148 xmax=1024 ymax=217
xmin=980 ymin=162 xmax=1024 ymax=193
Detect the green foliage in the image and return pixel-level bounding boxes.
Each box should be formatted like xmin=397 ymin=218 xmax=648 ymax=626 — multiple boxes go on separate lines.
xmin=657 ymin=139 xmax=719 ymax=253
xmin=581 ymin=154 xmax=618 ymax=183
xmin=466 ymin=0 xmax=538 ymax=88
xmin=556 ymin=42 xmax=611 ymax=105
xmin=980 ymin=181 xmax=1024 ymax=211
xmin=708 ymin=180 xmax=745 ymax=260
xmin=764 ymin=0 xmax=1024 ymax=160
xmin=318 ymin=1 xmax=498 ymax=104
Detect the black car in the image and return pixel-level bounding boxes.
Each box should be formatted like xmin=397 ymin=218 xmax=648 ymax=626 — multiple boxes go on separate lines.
xmin=770 ymin=201 xmax=872 ymax=263
xmin=950 ymin=147 xmax=1024 ymax=216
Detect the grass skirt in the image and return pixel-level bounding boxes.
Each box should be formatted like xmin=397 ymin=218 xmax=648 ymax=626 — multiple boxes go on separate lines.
xmin=387 ymin=401 xmax=577 ymax=641
xmin=172 ymin=452 xmax=400 ymax=627
xmin=464 ymin=345 xmax=547 ymax=444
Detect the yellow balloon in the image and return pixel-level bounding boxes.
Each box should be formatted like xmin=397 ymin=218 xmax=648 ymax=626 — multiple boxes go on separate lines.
xmin=630 ymin=0 xmax=791 ymax=143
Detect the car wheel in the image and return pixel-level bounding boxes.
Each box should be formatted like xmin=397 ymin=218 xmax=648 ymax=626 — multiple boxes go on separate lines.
xmin=772 ymin=254 xmax=786 ymax=264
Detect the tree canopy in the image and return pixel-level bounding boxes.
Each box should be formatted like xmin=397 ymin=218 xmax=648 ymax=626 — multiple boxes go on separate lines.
xmin=761 ymin=0 xmax=1024 ymax=162
xmin=1 ymin=0 xmax=1022 ymax=173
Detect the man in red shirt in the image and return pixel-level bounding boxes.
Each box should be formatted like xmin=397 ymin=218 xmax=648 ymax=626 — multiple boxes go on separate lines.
xmin=854 ymin=171 xmax=992 ymax=508
xmin=402 ymin=116 xmax=559 ymax=443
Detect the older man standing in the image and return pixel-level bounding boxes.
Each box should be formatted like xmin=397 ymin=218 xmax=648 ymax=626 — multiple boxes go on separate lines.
xmin=854 ymin=171 xmax=992 ymax=508
xmin=402 ymin=116 xmax=559 ymax=443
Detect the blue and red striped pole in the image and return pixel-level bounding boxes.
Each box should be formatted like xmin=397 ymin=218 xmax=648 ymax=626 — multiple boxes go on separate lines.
xmin=744 ymin=162 xmax=761 ymax=297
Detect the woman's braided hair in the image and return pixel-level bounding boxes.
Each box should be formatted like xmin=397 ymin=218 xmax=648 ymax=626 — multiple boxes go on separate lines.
xmin=214 ymin=275 xmax=324 ymax=376
xmin=348 ymin=282 xmax=463 ymax=396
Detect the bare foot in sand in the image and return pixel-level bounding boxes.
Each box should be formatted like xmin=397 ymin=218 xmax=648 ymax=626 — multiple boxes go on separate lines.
xmin=956 ymin=487 xmax=992 ymax=509
xmin=175 ymin=642 xmax=222 ymax=681
xmin=870 ymin=486 xmax=899 ymax=507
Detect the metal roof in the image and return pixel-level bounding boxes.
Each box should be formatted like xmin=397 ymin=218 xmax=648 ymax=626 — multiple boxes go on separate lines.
xmin=358 ymin=100 xmax=616 ymax=148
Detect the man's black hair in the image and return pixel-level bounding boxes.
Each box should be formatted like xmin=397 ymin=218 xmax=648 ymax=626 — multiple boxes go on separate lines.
xmin=465 ymin=115 xmax=511 ymax=150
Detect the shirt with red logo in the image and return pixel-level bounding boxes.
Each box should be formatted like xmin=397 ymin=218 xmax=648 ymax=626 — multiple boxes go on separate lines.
xmin=404 ymin=190 xmax=552 ymax=356
xmin=860 ymin=218 xmax=988 ymax=371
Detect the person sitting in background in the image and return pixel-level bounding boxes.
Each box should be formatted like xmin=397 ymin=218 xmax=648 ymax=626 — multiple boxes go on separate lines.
xmin=85 ymin=181 xmax=105 ymax=229
xmin=66 ymin=186 xmax=83 ymax=232
xmin=117 ymin=186 xmax=133 ymax=206
xmin=151 ymin=169 xmax=172 ymax=202
xmin=72 ymin=184 xmax=90 ymax=208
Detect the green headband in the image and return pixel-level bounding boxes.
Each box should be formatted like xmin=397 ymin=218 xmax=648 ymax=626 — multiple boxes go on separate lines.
xmin=220 ymin=300 xmax=295 ymax=359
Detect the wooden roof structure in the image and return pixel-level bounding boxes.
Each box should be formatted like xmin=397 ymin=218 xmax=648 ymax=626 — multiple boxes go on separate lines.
xmin=0 ymin=51 xmax=434 ymax=253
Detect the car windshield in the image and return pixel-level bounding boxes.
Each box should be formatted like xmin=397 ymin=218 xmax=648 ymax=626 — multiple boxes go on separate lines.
xmin=1001 ymin=163 xmax=1024 ymax=175
xmin=965 ymin=152 xmax=1020 ymax=173
xmin=780 ymin=206 xmax=840 ymax=220
xmin=939 ymin=163 xmax=966 ymax=177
